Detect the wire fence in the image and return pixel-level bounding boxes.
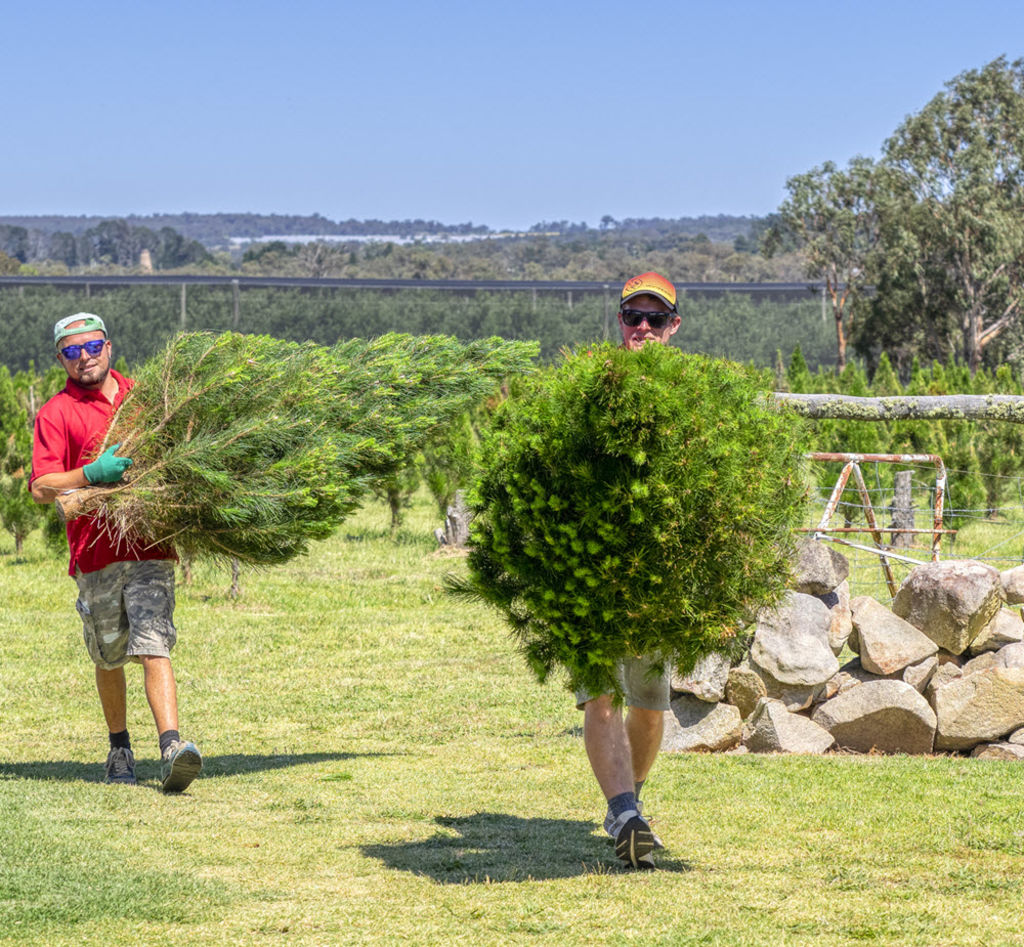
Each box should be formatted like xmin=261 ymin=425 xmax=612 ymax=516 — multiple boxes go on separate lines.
xmin=806 ymin=458 xmax=1024 ymax=602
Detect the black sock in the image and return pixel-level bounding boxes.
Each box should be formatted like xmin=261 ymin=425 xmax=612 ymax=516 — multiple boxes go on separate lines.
xmin=607 ymin=791 xmax=639 ymax=820
xmin=109 ymin=729 xmax=131 ymax=750
xmin=159 ymin=729 xmax=180 ymax=755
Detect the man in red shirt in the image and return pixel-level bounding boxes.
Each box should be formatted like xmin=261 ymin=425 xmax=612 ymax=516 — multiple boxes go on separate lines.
xmin=30 ymin=313 xmax=202 ymax=793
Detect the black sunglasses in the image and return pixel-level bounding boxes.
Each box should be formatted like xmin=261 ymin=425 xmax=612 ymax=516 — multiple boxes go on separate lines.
xmin=619 ymin=308 xmax=677 ymax=330
xmin=60 ymin=339 xmax=106 ymax=360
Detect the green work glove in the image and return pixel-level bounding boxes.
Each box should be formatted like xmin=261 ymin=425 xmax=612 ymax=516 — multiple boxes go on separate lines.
xmin=83 ymin=443 xmax=133 ymax=484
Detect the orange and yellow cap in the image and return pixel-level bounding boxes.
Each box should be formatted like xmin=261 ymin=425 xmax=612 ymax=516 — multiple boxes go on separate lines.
xmin=620 ymin=272 xmax=677 ymax=311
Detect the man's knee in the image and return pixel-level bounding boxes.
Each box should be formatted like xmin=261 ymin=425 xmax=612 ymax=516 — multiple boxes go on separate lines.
xmin=627 ymin=706 xmax=664 ymax=735
xmin=584 ymin=694 xmax=619 ymax=723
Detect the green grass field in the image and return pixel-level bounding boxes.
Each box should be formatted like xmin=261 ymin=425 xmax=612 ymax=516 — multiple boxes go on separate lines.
xmin=2 ymin=493 xmax=1023 ymax=946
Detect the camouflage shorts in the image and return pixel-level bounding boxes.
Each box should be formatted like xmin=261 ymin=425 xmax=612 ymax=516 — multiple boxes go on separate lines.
xmin=74 ymin=559 xmax=177 ymax=670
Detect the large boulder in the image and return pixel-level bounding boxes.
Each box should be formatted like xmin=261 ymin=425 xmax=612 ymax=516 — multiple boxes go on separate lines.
xmin=892 ymin=560 xmax=1003 ymax=655
xmin=835 ymin=655 xmax=937 ymax=694
xmin=969 ymin=608 xmax=1024 ymax=655
xmin=1000 ymin=565 xmax=1024 ymax=605
xmin=811 ymin=680 xmax=937 ymax=754
xmin=661 ymin=696 xmax=742 ymax=752
xmin=725 ymin=664 xmax=767 ymax=718
xmin=931 ymin=667 xmax=1024 ymax=751
xmin=792 ymin=538 xmax=850 ymax=595
xmin=671 ymin=651 xmax=731 ymax=703
xmin=742 ymin=698 xmax=835 ymax=754
xmin=849 ymin=595 xmax=938 ymax=675
xmin=749 ymin=592 xmax=840 ymax=709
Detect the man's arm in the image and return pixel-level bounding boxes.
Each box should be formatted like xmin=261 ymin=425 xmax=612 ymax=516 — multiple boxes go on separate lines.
xmin=30 ymin=469 xmax=90 ymax=504
xmin=31 ymin=444 xmax=133 ymax=503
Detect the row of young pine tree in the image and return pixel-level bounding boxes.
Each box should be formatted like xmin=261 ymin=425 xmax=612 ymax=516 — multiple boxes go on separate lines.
xmin=4 ymin=343 xmax=1024 ymax=557
xmin=781 ymin=346 xmax=1024 ymax=525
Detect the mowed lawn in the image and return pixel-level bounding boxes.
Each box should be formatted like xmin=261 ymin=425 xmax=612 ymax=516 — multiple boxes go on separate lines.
xmin=2 ymin=493 xmax=1023 ymax=947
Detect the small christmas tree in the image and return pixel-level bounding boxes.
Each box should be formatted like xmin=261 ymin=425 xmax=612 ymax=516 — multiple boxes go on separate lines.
xmin=61 ymin=331 xmax=536 ymax=564
xmin=451 ymin=343 xmax=810 ymax=702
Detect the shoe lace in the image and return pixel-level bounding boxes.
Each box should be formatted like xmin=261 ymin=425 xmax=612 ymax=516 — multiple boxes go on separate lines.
xmin=108 ymin=748 xmax=133 ymax=777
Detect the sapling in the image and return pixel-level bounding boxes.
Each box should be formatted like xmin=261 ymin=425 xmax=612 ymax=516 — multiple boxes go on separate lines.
xmin=450 ymin=342 xmax=810 ymax=702
xmin=59 ymin=331 xmax=536 ymax=564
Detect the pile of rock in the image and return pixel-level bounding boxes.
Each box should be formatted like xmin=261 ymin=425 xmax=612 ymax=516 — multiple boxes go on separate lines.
xmin=661 ymin=539 xmax=1024 ymax=758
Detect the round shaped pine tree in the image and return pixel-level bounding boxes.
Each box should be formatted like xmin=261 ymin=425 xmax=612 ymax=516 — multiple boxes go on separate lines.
xmin=453 ymin=342 xmax=810 ymax=702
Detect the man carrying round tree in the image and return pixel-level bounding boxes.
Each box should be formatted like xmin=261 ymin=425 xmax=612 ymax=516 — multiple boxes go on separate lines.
xmin=30 ymin=313 xmax=202 ymax=793
xmin=578 ymin=272 xmax=681 ymax=869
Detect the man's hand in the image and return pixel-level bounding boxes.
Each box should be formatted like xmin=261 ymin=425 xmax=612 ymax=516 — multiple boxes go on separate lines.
xmin=83 ymin=444 xmax=133 ymax=484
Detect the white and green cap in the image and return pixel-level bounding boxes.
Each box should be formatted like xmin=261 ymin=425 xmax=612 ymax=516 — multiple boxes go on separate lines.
xmin=54 ymin=313 xmax=107 ymax=348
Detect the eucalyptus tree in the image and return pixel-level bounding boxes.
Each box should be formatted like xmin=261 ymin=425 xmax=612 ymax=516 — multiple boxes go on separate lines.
xmin=879 ymin=56 xmax=1024 ymax=374
xmin=768 ymin=157 xmax=880 ymax=371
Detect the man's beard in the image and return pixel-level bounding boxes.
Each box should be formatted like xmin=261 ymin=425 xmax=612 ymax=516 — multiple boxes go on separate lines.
xmin=70 ymin=361 xmax=110 ymax=389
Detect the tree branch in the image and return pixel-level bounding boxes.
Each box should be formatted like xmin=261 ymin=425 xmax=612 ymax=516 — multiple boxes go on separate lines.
xmin=773 ymin=392 xmax=1024 ymax=424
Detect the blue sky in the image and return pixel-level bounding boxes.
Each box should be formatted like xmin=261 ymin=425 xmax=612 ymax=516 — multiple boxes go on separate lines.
xmin=3 ymin=0 xmax=1022 ymax=229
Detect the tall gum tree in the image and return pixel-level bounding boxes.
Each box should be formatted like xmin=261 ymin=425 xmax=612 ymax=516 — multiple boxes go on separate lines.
xmin=769 ymin=156 xmax=879 ymax=372
xmin=880 ymin=56 xmax=1024 ymax=374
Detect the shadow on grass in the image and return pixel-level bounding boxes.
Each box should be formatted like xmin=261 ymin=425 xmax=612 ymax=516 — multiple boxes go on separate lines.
xmin=361 ymin=811 xmax=693 ymax=883
xmin=0 ymin=751 xmax=389 ymax=784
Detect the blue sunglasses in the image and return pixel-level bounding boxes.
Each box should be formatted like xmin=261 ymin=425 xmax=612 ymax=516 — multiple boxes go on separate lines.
xmin=60 ymin=339 xmax=106 ymax=360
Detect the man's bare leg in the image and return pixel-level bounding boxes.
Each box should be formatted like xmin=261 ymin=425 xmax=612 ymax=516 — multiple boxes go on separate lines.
xmin=139 ymin=655 xmax=178 ymax=734
xmin=625 ymin=706 xmax=664 ymax=787
xmin=583 ymin=694 xmax=663 ymax=868
xmin=95 ymin=666 xmax=127 ymax=733
xmin=583 ymin=694 xmax=634 ymax=800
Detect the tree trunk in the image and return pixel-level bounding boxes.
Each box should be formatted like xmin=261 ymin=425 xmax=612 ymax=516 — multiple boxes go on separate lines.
xmin=773 ymin=392 xmax=1024 ymax=424
xmin=54 ymin=485 xmax=112 ymax=522
xmin=436 ymin=490 xmax=472 ymax=548
xmin=229 ymin=558 xmax=241 ymax=598
xmin=889 ymin=470 xmax=914 ymax=548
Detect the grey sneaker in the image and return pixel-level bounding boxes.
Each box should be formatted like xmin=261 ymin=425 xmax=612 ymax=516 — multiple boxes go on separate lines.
xmin=160 ymin=740 xmax=202 ymax=793
xmin=607 ymin=809 xmax=657 ymax=869
xmin=104 ymin=746 xmax=137 ymax=785
xmin=605 ymin=800 xmax=665 ymax=850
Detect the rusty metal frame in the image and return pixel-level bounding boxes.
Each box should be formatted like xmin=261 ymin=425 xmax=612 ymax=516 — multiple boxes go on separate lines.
xmin=800 ymin=452 xmax=952 ymax=597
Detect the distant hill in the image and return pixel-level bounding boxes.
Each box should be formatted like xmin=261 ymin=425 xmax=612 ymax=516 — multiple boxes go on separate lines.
xmin=0 ymin=213 xmax=763 ymax=249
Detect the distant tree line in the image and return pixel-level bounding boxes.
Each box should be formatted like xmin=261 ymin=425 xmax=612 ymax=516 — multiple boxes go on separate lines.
xmin=0 ymin=284 xmax=833 ymax=373
xmin=1 ymin=220 xmax=211 ymax=270
xmin=235 ymin=229 xmax=802 ymax=282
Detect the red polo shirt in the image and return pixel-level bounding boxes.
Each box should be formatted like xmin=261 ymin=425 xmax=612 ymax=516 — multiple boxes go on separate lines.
xmin=31 ymin=369 xmax=175 ymax=576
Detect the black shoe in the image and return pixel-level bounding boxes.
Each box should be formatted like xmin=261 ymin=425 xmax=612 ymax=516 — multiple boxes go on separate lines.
xmin=613 ymin=812 xmax=656 ymax=869
xmin=104 ymin=746 xmax=137 ymax=785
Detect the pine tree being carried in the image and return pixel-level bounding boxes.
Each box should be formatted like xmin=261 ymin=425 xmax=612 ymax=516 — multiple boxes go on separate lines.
xmin=58 ymin=331 xmax=537 ymax=564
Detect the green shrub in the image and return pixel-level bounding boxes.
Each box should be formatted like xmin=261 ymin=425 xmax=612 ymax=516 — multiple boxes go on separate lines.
xmin=453 ymin=342 xmax=810 ymax=702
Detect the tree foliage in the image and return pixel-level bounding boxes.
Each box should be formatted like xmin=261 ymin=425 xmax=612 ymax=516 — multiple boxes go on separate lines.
xmin=451 ymin=343 xmax=810 ymax=702
xmin=776 ymin=56 xmax=1024 ymax=376
xmin=0 ymin=366 xmax=42 ymax=553
xmin=769 ymin=157 xmax=880 ymax=370
xmin=875 ymin=56 xmax=1024 ymax=373
xmin=0 ymin=284 xmax=833 ymax=373
xmin=70 ymin=332 xmax=537 ymax=565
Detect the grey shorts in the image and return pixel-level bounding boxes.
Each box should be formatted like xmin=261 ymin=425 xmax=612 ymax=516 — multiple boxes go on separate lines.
xmin=74 ymin=559 xmax=177 ymax=670
xmin=575 ymin=653 xmax=672 ymax=711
